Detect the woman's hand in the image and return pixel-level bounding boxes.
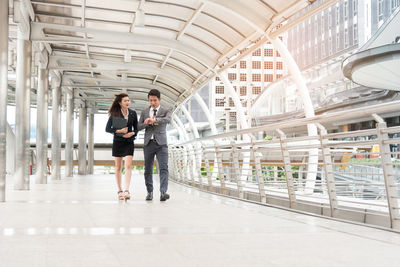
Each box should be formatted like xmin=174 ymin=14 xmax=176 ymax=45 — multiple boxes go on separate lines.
xmin=122 ymin=132 xmax=135 ymax=138
xmin=116 ymin=127 xmax=128 ymax=134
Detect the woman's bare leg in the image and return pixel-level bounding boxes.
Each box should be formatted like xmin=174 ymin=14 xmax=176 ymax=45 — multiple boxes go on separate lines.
xmin=124 ymin=155 xmax=133 ymax=191
xmin=114 ymin=157 xmax=123 ymax=192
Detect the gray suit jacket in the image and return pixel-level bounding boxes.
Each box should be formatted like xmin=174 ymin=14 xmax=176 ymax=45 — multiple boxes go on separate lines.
xmin=138 ymin=106 xmax=172 ymax=146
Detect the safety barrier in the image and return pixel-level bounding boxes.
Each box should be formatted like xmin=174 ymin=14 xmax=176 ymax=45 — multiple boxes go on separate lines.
xmin=169 ymin=100 xmax=400 ymax=230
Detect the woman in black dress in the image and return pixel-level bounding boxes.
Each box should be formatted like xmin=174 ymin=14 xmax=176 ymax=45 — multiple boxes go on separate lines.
xmin=105 ymin=93 xmax=138 ymax=200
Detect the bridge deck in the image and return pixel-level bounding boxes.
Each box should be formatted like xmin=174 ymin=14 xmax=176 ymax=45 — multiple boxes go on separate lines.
xmin=1 ymin=174 xmax=400 ymax=267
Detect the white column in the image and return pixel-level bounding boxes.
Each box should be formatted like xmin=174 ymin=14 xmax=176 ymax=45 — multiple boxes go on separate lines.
xmin=78 ymin=104 xmax=87 ymax=175
xmin=51 ymin=79 xmax=61 ymax=180
xmin=65 ymin=89 xmax=74 ymax=177
xmin=14 ymin=28 xmax=32 ymax=190
xmin=193 ymin=93 xmax=217 ymax=135
xmin=171 ymin=120 xmax=185 ymax=143
xmin=219 ymin=71 xmax=250 ymax=132
xmin=87 ymin=110 xmax=94 ymax=174
xmin=36 ymin=66 xmax=49 ymax=184
xmin=173 ymin=115 xmax=191 ymax=183
xmin=219 ymin=71 xmax=252 ymax=187
xmin=193 ymin=93 xmax=219 ymax=179
xmin=180 ymin=106 xmax=199 ymax=139
xmin=0 ymin=0 xmax=8 ymax=200
xmin=269 ymin=37 xmax=318 ymax=194
xmin=180 ymin=106 xmax=201 ymax=182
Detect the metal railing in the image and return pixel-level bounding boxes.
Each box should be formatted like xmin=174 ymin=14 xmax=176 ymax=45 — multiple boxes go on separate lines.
xmin=169 ymin=100 xmax=400 ymax=231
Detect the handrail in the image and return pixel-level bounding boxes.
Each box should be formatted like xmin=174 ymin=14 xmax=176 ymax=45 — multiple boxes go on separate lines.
xmin=173 ymin=100 xmax=400 ymax=146
xmin=169 ymin=101 xmax=400 ymax=231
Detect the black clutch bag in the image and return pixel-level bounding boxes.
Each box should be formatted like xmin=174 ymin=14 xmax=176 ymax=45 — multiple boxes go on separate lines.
xmin=112 ymin=117 xmax=128 ymax=137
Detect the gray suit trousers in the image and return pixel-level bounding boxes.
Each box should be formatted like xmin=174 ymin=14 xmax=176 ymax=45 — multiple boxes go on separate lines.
xmin=144 ymin=141 xmax=169 ymax=193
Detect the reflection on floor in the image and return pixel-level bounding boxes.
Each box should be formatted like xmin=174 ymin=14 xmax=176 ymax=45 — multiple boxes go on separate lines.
xmin=1 ymin=174 xmax=400 ymax=267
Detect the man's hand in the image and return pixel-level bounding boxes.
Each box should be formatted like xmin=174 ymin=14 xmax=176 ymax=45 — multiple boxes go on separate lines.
xmin=144 ymin=118 xmax=156 ymax=125
xmin=122 ymin=132 xmax=135 ymax=138
xmin=116 ymin=127 xmax=128 ymax=134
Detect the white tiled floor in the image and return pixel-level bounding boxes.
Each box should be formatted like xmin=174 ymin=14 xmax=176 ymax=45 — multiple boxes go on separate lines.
xmin=1 ymin=174 xmax=400 ymax=267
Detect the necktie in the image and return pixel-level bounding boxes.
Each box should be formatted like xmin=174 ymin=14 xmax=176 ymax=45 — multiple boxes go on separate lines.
xmin=153 ymin=109 xmax=157 ymax=118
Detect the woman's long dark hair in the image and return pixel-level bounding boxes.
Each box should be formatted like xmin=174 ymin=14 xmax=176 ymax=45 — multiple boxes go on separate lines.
xmin=108 ymin=93 xmax=129 ymax=117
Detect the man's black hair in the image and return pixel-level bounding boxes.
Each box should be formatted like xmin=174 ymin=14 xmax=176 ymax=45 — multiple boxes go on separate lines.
xmin=148 ymin=89 xmax=161 ymax=99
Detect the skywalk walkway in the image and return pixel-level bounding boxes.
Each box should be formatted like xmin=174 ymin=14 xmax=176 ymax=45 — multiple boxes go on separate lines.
xmin=1 ymin=174 xmax=400 ymax=267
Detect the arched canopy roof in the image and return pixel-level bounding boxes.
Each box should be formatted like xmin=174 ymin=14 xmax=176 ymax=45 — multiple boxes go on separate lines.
xmin=19 ymin=0 xmax=319 ymax=111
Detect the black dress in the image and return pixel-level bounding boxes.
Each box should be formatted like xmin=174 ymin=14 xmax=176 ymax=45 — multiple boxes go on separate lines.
xmin=105 ymin=109 xmax=138 ymax=157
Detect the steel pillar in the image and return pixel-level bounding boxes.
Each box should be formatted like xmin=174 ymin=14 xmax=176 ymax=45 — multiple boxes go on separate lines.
xmin=0 ymin=0 xmax=8 ymax=200
xmin=14 ymin=29 xmax=32 ymax=190
xmin=36 ymin=67 xmax=49 ymax=183
xmin=51 ymin=79 xmax=61 ymax=180
xmin=87 ymin=110 xmax=94 ymax=174
xmin=78 ymin=105 xmax=87 ymax=175
xmin=65 ymin=89 xmax=74 ymax=177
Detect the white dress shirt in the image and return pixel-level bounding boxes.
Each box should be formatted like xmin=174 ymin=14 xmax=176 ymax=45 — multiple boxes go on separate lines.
xmin=150 ymin=105 xmax=160 ymax=139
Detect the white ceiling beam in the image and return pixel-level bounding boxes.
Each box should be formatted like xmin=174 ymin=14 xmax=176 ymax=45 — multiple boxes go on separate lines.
xmin=49 ymin=55 xmax=194 ymax=88
xmin=201 ymin=0 xmax=271 ymax=34
xmin=268 ymin=0 xmax=340 ymax=39
xmin=129 ymin=0 xmax=146 ymax=32
xmin=216 ymin=31 xmax=259 ymax=65
xmin=176 ymin=2 xmax=205 ymax=40
xmin=30 ymin=22 xmax=216 ymax=68
xmin=152 ymin=75 xmax=158 ymax=84
xmin=62 ymin=75 xmax=181 ymax=97
xmin=51 ymin=50 xmax=203 ymax=76
xmin=160 ymin=49 xmax=173 ymax=69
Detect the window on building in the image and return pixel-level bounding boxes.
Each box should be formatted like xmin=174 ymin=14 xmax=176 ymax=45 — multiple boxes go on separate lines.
xmin=314 ymin=45 xmax=318 ymax=60
xmin=264 ymin=61 xmax=273 ymax=69
xmin=336 ymin=5 xmax=340 ymax=25
xmin=329 ymin=10 xmax=332 ymax=29
xmin=252 ymin=61 xmax=261 ymax=69
xmin=321 ymin=40 xmax=326 ymax=57
xmin=215 ymin=99 xmax=224 ymax=107
xmin=264 ymin=74 xmax=273 ymax=82
xmin=336 ymin=32 xmax=340 ymax=50
xmin=344 ymin=28 xmax=349 ymax=47
xmin=252 ymin=73 xmax=261 ymax=82
xmin=321 ymin=13 xmax=325 ymax=32
xmin=314 ymin=17 xmax=318 ymax=35
xmin=240 ymin=86 xmax=246 ymax=96
xmin=240 ymin=61 xmax=246 ymax=68
xmin=329 ymin=36 xmax=333 ymax=55
xmin=215 ymin=76 xmax=220 ymax=81
xmin=230 ymin=112 xmax=237 ymax=121
xmin=344 ymin=0 xmax=348 ymax=20
xmin=353 ymin=0 xmax=357 ymax=16
xmin=264 ymin=49 xmax=273 ymax=57
xmin=240 ymin=73 xmax=246 ymax=81
xmin=353 ymin=23 xmax=358 ymax=43
xmin=252 ymin=49 xmax=261 ymax=56
xmin=276 ymin=74 xmax=283 ymax=80
xmin=378 ymin=0 xmax=384 ymax=21
xmin=276 ymin=62 xmax=283 ymax=70
xmin=252 ymin=86 xmax=261 ymax=94
xmin=228 ymin=73 xmax=236 ymax=81
xmin=229 ymin=98 xmax=235 ymax=107
xmin=215 ymin=86 xmax=224 ymax=94
xmin=392 ymin=0 xmax=400 ymax=11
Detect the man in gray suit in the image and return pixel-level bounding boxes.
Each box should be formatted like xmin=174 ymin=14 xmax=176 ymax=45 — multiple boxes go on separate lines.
xmin=138 ymin=89 xmax=172 ymax=201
